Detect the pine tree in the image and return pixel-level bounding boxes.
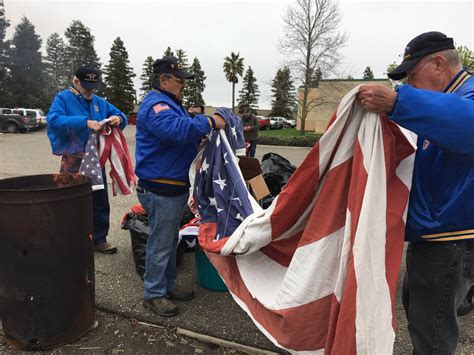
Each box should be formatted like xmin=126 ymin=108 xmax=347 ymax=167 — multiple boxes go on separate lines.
xmin=270 ymin=66 xmax=295 ymax=118
xmin=237 ymin=66 xmax=259 ymax=111
xmin=64 ymin=20 xmax=101 ymax=78
xmin=139 ymin=56 xmax=154 ymax=101
xmin=184 ymin=57 xmax=206 ymax=107
xmin=175 ymin=49 xmax=189 ymax=68
xmin=163 ymin=46 xmax=174 ymax=57
xmin=44 ymin=32 xmax=69 ymax=93
xmin=363 ymin=66 xmax=374 ymax=79
xmin=8 ymin=17 xmax=47 ymax=110
xmin=103 ymin=37 xmax=136 ymax=114
xmin=0 ymin=0 xmax=10 ymax=107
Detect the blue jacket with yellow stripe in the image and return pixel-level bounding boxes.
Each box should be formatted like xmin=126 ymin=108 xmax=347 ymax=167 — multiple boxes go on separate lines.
xmin=47 ymin=87 xmax=127 ymax=155
xmin=390 ymin=69 xmax=474 ymax=242
xmin=135 ymin=88 xmax=213 ymax=189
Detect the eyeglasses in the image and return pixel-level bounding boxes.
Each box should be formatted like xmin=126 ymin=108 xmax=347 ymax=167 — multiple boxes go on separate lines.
xmin=170 ymin=76 xmax=185 ymax=85
xmin=406 ymin=57 xmax=432 ymax=82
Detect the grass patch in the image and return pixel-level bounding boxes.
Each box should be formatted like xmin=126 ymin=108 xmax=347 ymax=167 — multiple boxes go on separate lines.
xmin=257 ymin=129 xmax=323 ymax=147
xmin=259 ymin=128 xmax=321 ymax=138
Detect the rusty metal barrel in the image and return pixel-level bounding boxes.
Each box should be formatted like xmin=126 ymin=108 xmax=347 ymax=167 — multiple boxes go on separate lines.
xmin=0 ymin=174 xmax=95 ymax=350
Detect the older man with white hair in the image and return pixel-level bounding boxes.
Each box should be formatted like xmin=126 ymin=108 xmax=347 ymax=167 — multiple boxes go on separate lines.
xmin=358 ymin=31 xmax=474 ymax=354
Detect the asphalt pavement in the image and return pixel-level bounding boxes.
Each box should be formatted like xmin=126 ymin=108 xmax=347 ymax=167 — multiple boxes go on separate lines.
xmin=0 ymin=128 xmax=472 ymax=354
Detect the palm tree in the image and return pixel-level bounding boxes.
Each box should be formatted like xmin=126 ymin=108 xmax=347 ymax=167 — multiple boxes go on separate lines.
xmin=223 ymin=52 xmax=244 ymax=113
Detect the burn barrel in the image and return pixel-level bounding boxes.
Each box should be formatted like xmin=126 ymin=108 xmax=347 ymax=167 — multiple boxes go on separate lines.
xmin=0 ymin=174 xmax=95 ymax=350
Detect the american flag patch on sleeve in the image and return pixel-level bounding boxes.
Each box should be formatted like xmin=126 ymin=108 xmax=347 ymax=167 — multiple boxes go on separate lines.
xmin=153 ymin=103 xmax=170 ymax=114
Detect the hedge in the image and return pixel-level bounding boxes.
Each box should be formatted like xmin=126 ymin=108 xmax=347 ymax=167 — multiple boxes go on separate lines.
xmin=258 ymin=134 xmax=322 ymax=147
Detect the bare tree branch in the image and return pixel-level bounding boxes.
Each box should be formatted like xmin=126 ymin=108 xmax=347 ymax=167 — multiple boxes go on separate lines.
xmin=280 ymin=0 xmax=347 ymax=134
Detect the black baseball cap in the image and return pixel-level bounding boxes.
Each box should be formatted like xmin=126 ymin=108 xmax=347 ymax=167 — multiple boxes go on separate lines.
xmin=153 ymin=56 xmax=194 ymax=79
xmin=75 ymin=66 xmax=101 ymax=90
xmin=388 ymin=31 xmax=455 ymax=80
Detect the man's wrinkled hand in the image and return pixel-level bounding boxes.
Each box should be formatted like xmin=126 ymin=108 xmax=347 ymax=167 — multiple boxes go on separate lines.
xmin=358 ymin=84 xmax=397 ymax=115
xmin=107 ymin=115 xmax=122 ymax=126
xmin=87 ymin=120 xmax=103 ymax=133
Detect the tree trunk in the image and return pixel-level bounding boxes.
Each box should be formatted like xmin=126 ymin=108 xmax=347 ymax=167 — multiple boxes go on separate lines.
xmin=232 ymin=82 xmax=235 ymax=113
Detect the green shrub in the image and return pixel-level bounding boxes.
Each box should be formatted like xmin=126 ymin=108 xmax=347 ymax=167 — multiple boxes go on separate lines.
xmin=258 ymin=135 xmax=321 ymax=147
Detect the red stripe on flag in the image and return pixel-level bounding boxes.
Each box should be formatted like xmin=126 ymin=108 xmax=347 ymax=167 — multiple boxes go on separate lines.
xmin=210 ymin=254 xmax=334 ymax=351
xmin=328 ymin=141 xmax=367 ymax=355
xmin=259 ymin=230 xmax=303 ymax=267
xmin=198 ymin=223 xmax=228 ymax=253
xmin=271 ymin=144 xmax=320 ymax=238
xmin=298 ymin=158 xmax=352 ymax=248
xmin=382 ymin=119 xmax=414 ymax=328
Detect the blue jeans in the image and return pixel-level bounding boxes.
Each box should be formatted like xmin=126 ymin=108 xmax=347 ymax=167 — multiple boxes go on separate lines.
xmin=137 ymin=189 xmax=188 ymax=300
xmin=402 ymin=240 xmax=474 ymax=354
xmin=247 ymin=140 xmax=257 ymax=158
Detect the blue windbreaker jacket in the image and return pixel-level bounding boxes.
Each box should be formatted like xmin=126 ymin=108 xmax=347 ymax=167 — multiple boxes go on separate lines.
xmin=390 ymin=69 xmax=474 ymax=242
xmin=47 ymin=87 xmax=127 ymax=155
xmin=135 ymin=89 xmax=213 ymax=184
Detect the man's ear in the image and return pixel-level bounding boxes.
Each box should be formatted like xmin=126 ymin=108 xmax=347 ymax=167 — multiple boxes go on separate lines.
xmin=432 ymin=54 xmax=447 ymax=73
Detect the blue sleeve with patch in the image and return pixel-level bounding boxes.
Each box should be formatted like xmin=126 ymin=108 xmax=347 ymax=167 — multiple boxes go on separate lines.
xmin=147 ymin=103 xmax=212 ymax=145
xmin=390 ymin=84 xmax=474 ymax=156
xmin=47 ymin=94 xmax=88 ymax=136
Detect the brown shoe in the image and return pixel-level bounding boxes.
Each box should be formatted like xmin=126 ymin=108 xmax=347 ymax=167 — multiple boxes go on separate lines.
xmin=93 ymin=241 xmax=117 ymax=254
xmin=143 ymin=297 xmax=179 ymax=317
xmin=167 ymin=287 xmax=195 ymax=301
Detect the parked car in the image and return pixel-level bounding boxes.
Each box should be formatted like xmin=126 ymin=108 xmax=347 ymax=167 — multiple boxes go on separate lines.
xmin=256 ymin=115 xmax=270 ymax=130
xmin=0 ymin=108 xmax=37 ymax=133
xmin=12 ymin=108 xmax=47 ymax=130
xmin=127 ymin=113 xmax=137 ymax=125
xmin=271 ymin=116 xmax=296 ymax=128
xmin=269 ymin=117 xmax=284 ymax=130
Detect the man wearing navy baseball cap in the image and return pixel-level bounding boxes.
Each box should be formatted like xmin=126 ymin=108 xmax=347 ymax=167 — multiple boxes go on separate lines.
xmin=387 ymin=31 xmax=455 ymax=81
xmin=47 ymin=65 xmax=128 ymax=255
xmin=358 ymin=32 xmax=474 ymax=354
xmin=135 ymin=56 xmax=226 ymax=317
xmin=74 ymin=66 xmax=102 ymax=91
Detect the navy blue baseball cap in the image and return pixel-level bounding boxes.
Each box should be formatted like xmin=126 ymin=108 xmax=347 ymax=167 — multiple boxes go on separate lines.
xmin=75 ymin=66 xmax=101 ymax=90
xmin=388 ymin=31 xmax=455 ymax=80
xmin=153 ymin=56 xmax=194 ymax=79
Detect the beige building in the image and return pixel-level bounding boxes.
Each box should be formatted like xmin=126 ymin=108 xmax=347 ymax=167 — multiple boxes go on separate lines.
xmin=204 ymin=106 xmax=271 ymax=117
xmin=297 ymin=79 xmax=392 ymax=134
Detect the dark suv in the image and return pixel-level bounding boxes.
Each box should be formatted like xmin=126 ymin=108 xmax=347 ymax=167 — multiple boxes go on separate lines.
xmin=0 ymin=108 xmax=37 ymax=133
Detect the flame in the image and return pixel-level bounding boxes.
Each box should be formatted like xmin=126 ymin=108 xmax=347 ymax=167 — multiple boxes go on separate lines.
xmin=52 ymin=174 xmax=88 ymax=188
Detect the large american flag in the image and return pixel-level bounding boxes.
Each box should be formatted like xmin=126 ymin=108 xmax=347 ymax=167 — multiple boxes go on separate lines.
xmin=192 ymin=87 xmax=417 ymax=354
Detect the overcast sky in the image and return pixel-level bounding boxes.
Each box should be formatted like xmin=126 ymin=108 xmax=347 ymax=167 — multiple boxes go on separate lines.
xmin=4 ymin=0 xmax=474 ymax=108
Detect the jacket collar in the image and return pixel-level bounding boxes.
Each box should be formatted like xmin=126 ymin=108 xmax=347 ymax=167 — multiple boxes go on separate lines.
xmin=444 ymin=69 xmax=472 ymax=93
xmin=151 ymin=84 xmax=182 ymax=105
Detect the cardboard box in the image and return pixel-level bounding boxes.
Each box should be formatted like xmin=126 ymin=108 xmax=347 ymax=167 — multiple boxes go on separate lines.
xmin=238 ymin=156 xmax=270 ymax=201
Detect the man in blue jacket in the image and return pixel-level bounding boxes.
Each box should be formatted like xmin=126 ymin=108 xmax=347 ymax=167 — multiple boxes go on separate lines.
xmin=135 ymin=56 xmax=225 ymax=317
xmin=358 ymin=32 xmax=474 ymax=354
xmin=47 ymin=66 xmax=127 ymax=254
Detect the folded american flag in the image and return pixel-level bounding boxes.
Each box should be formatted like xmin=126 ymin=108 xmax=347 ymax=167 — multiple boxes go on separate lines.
xmin=80 ymin=133 xmax=104 ymax=190
xmin=192 ymin=87 xmax=416 ymax=353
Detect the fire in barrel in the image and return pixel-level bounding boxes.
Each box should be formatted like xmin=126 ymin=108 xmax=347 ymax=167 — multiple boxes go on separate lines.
xmin=0 ymin=174 xmax=95 ymax=350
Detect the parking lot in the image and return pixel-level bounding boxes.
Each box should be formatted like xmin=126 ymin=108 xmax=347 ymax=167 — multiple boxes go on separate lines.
xmin=0 ymin=127 xmax=472 ymax=354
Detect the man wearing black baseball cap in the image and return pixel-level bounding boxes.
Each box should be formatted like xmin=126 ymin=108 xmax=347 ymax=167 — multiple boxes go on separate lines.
xmin=47 ymin=65 xmax=128 ymax=255
xmin=358 ymin=32 xmax=474 ymax=354
xmin=135 ymin=55 xmax=225 ymax=317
